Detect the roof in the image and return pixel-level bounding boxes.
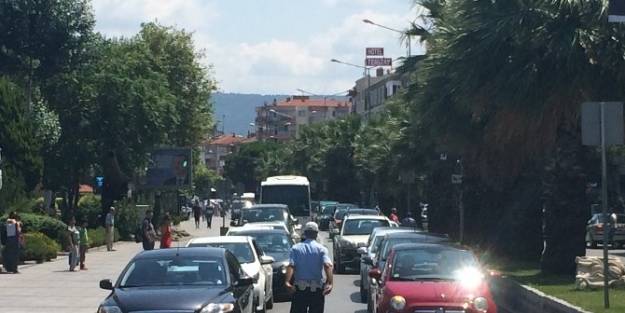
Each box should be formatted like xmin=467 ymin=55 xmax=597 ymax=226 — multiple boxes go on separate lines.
xmin=250 ymin=204 xmax=289 ymax=209
xmin=188 ymin=236 xmax=251 ymax=245
xmin=275 ymin=97 xmax=351 ymax=108
xmin=261 ymin=175 xmax=310 ymax=186
xmin=391 ymin=242 xmax=467 ymax=252
xmin=227 ymin=228 xmax=289 ymax=236
xmin=133 ymin=247 xmax=225 ymax=259
xmin=344 ymin=214 xmax=389 ymax=222
xmin=208 ymin=134 xmax=247 ymax=146
xmin=79 ymin=184 xmax=94 ymax=193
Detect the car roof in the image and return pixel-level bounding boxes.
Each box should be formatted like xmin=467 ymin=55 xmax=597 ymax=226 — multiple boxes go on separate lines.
xmin=188 ymin=236 xmax=251 ymax=244
xmin=243 ymin=221 xmax=286 ymax=227
xmin=344 ymin=214 xmax=388 ymax=221
xmin=250 ymin=204 xmax=289 ymax=209
xmin=391 ymin=242 xmax=468 ymax=252
xmin=228 ymin=228 xmax=289 ymax=235
xmin=134 ymin=247 xmax=225 ymax=259
xmin=372 ymin=227 xmax=415 ymax=236
xmin=384 ymin=231 xmax=449 ymax=240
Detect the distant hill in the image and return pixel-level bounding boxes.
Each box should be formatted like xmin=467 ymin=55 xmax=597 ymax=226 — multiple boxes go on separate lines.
xmin=211 ymin=92 xmax=288 ymax=135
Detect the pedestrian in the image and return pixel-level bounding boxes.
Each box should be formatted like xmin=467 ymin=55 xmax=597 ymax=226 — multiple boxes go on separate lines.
xmin=205 ymin=200 xmax=214 ymax=228
xmin=67 ymin=216 xmax=80 ymax=272
xmin=1 ymin=212 xmax=22 ymax=274
xmin=160 ymin=213 xmax=173 ymax=249
xmin=79 ymin=219 xmax=89 ymax=270
xmin=105 ymin=207 xmax=115 ymax=251
xmin=193 ymin=200 xmax=202 ymax=229
xmin=285 ymin=221 xmax=333 ymax=313
xmin=142 ymin=210 xmax=157 ymax=251
xmin=389 ymin=208 xmax=399 ymax=223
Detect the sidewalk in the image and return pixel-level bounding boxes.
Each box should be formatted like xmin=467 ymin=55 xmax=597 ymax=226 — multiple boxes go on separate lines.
xmin=0 ymin=217 xmax=225 ymax=313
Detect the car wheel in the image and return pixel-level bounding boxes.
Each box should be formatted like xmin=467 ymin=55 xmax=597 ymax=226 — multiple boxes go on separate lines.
xmin=266 ymin=295 xmax=274 ymax=310
xmin=334 ymin=252 xmax=343 ymax=274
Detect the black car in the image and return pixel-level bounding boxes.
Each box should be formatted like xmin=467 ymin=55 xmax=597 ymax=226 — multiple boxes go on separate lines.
xmin=315 ymin=204 xmax=337 ymax=230
xmin=97 ymin=247 xmax=255 ymax=313
xmin=228 ymin=228 xmax=294 ymax=299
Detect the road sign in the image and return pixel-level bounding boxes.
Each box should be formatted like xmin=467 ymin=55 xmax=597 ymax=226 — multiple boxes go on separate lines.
xmin=582 ymin=102 xmax=624 ymax=146
xmin=365 ymin=57 xmax=392 ymax=66
xmin=95 ymin=176 xmax=104 ymax=188
xmin=366 ymin=47 xmax=384 ymax=56
xmin=609 ymin=0 xmax=625 ymax=22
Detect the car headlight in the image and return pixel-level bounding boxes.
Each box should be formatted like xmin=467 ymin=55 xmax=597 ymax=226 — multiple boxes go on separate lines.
xmin=473 ymin=296 xmax=488 ymax=312
xmin=200 ymin=303 xmax=235 ymax=313
xmin=98 ymin=306 xmax=122 ymax=313
xmin=390 ymin=295 xmax=406 ymax=311
xmin=281 ymin=265 xmax=288 ymax=274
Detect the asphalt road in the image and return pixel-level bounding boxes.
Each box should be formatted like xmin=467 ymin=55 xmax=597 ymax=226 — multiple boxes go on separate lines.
xmin=586 ymin=247 xmax=625 ymax=263
xmin=271 ymin=231 xmax=366 ymax=313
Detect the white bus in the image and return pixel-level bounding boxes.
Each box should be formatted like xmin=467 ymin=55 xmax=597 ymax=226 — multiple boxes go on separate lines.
xmin=260 ymin=176 xmax=311 ymax=223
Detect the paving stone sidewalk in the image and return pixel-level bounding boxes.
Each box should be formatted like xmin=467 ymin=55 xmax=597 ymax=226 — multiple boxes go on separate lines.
xmin=0 ymin=216 xmax=226 ymax=313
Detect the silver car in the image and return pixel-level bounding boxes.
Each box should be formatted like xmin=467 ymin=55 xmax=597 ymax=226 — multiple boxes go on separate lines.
xmin=356 ymin=227 xmax=416 ymax=303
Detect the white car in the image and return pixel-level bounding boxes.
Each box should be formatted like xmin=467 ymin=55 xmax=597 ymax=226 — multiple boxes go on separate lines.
xmin=187 ymin=236 xmax=274 ymax=313
xmin=231 ymin=221 xmax=300 ymax=241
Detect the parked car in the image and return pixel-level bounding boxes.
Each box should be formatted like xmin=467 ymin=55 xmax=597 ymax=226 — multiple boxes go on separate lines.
xmin=369 ymin=243 xmax=497 ymax=313
xmin=328 ymin=204 xmax=360 ymax=238
xmin=367 ymin=232 xmax=450 ymax=313
xmin=227 ymin=228 xmax=294 ymax=299
xmin=358 ymin=227 xmax=416 ymax=303
xmin=186 ymin=236 xmax=275 ymax=312
xmin=332 ymin=214 xmax=392 ymax=274
xmin=586 ymin=213 xmax=625 ymax=248
xmin=97 ymin=247 xmax=255 ymax=313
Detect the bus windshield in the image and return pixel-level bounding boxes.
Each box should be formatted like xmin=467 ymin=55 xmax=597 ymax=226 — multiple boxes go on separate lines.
xmin=261 ymin=185 xmax=310 ymax=217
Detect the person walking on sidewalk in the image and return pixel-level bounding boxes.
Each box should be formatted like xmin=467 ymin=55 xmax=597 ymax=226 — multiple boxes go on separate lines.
xmin=105 ymin=207 xmax=115 ymax=251
xmin=160 ymin=213 xmax=173 ymax=249
xmin=193 ymin=200 xmax=202 ymax=229
xmin=1 ymin=212 xmax=22 ymax=274
xmin=79 ymin=219 xmax=89 ymax=270
xmin=67 ymin=217 xmax=80 ymax=272
xmin=142 ymin=210 xmax=157 ymax=250
xmin=285 ymin=222 xmax=333 ymax=313
xmin=205 ymin=200 xmax=214 ymax=228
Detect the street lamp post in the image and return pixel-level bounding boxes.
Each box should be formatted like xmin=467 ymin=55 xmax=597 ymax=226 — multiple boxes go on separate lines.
xmin=363 ymin=19 xmax=411 ymax=57
xmin=330 ymin=58 xmax=373 ymax=114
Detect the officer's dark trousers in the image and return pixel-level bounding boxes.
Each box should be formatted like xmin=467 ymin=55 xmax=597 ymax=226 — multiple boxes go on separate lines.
xmin=290 ymin=288 xmax=324 ymax=313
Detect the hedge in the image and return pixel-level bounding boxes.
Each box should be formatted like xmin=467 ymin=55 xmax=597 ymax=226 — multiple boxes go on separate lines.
xmin=76 ymin=194 xmax=102 ymax=229
xmin=2 ymin=213 xmax=69 ymax=248
xmin=86 ymin=227 xmax=120 ymax=248
xmin=21 ymin=232 xmax=60 ymax=263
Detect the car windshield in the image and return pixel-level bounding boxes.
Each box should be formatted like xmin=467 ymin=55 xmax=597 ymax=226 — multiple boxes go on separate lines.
xmin=321 ymin=206 xmax=336 ymax=215
xmin=380 ymin=238 xmax=417 ymax=260
xmin=119 ymin=257 xmax=227 ymax=287
xmin=390 ymin=248 xmax=479 ymax=281
xmin=187 ymin=242 xmax=254 ymax=264
xmin=342 ymin=219 xmax=389 ymax=236
xmin=242 ymin=232 xmax=293 ymax=253
xmin=334 ymin=208 xmax=349 ymax=220
xmin=242 ymin=208 xmax=287 ymax=223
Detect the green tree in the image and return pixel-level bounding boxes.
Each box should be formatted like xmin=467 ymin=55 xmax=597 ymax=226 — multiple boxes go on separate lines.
xmin=224 ymin=141 xmax=285 ymax=192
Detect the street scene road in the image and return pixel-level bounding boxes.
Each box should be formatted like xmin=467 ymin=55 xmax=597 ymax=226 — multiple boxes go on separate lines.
xmin=0 ymin=217 xmax=366 ymax=313
xmin=5 ymin=1 xmax=625 ymax=313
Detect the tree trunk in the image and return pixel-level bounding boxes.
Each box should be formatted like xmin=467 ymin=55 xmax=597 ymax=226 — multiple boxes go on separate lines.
xmin=540 ymin=126 xmax=590 ymax=275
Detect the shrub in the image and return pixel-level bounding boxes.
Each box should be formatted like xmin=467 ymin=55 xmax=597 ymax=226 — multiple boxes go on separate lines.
xmin=86 ymin=227 xmax=120 ymax=248
xmin=77 ymin=194 xmax=102 ymax=228
xmin=115 ymin=201 xmax=140 ymax=241
xmin=21 ymin=232 xmax=60 ymax=263
xmin=2 ymin=213 xmax=69 ymax=248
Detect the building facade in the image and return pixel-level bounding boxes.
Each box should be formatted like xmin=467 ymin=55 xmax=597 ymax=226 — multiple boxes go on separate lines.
xmin=201 ymin=134 xmax=255 ymax=175
xmin=255 ymin=95 xmax=351 ymax=142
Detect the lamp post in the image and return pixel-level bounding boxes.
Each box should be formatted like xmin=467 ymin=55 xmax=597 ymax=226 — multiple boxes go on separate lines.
xmin=363 ymin=19 xmax=411 ymax=57
xmin=331 ymin=58 xmax=373 ymax=114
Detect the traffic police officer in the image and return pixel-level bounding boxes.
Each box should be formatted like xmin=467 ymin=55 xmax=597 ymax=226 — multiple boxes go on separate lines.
xmin=285 ymin=221 xmax=333 ymax=313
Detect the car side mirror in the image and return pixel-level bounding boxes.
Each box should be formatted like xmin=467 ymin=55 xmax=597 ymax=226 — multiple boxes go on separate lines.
xmin=362 ymin=256 xmax=373 ymax=266
xmin=357 ymin=247 xmax=368 ymax=255
xmin=260 ymin=255 xmax=275 ymax=265
xmin=368 ymin=268 xmax=382 ymax=280
xmin=237 ymin=276 xmax=254 ymax=287
xmin=99 ymin=279 xmax=114 ymax=290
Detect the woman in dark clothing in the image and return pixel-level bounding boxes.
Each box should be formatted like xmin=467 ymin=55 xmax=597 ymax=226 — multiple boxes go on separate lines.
xmin=1 ymin=212 xmax=22 ymax=273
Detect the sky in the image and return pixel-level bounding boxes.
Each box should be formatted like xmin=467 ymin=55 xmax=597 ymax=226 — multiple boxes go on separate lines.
xmin=92 ymin=0 xmax=425 ymax=95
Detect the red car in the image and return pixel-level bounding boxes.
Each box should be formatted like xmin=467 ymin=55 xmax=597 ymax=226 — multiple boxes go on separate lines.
xmin=369 ymin=243 xmax=497 ymax=313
